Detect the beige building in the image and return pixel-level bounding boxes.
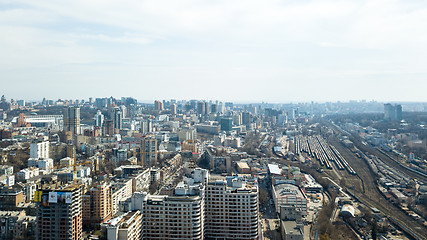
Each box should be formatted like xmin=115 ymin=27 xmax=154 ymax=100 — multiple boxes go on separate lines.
xmin=82 ymin=182 xmax=112 ymax=228
xmin=141 ymin=136 xmax=157 ymax=167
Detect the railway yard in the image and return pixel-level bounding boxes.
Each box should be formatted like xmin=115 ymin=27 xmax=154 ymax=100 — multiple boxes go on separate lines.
xmin=290 ymin=121 xmax=427 ymax=240
xmin=294 ymin=122 xmax=427 ymax=239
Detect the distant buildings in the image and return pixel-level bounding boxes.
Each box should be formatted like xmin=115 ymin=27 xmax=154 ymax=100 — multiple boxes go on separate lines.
xmin=0 ymin=210 xmax=36 ymax=239
xmin=63 ymin=106 xmax=81 ymax=135
xmin=384 ymin=103 xmax=402 ymax=121
xmin=220 ymin=118 xmax=233 ymax=132
xmin=141 ymin=136 xmax=157 ymax=167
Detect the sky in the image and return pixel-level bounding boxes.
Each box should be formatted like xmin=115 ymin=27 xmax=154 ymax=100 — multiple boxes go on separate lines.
xmin=1 ymin=0 xmax=427 ymax=103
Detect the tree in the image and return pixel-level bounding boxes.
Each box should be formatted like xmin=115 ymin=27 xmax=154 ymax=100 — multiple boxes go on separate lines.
xmin=320 ymin=233 xmax=330 ymax=240
xmin=259 ymin=188 xmax=269 ymax=207
xmin=371 ymin=220 xmax=377 ymax=240
xmin=149 ymin=181 xmax=159 ymax=194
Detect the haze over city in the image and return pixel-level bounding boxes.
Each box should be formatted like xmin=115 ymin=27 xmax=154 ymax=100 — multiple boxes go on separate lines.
xmin=1 ymin=2 xmax=427 ymax=240
xmin=1 ymin=0 xmax=427 ymax=102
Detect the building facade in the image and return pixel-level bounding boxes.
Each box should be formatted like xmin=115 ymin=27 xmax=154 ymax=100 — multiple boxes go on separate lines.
xmin=63 ymin=106 xmax=81 ymax=135
xmin=35 ymin=185 xmax=83 ymax=240
xmin=205 ymin=177 xmax=259 ymax=240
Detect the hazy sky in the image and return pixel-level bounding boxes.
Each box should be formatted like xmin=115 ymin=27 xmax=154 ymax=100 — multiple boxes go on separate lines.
xmin=1 ymin=0 xmax=426 ymax=103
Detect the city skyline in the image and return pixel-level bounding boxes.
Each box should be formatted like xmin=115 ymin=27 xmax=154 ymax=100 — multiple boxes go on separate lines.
xmin=1 ymin=0 xmax=427 ymax=102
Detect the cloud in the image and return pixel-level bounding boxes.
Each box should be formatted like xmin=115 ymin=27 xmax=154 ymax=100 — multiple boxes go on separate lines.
xmin=1 ymin=0 xmax=427 ymax=101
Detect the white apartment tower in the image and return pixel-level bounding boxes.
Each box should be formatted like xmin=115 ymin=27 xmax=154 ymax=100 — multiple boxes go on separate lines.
xmin=30 ymin=141 xmax=49 ymax=159
xmin=205 ymin=177 xmax=259 ymax=240
xmin=95 ymin=110 xmax=104 ymax=127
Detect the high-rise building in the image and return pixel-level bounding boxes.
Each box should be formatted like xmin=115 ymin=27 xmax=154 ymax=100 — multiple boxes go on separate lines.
xmin=384 ymin=103 xmax=402 ymax=121
xmin=220 ymin=118 xmax=233 ymax=132
xmin=82 ymin=182 xmax=112 ymax=229
xmin=35 ymin=184 xmax=83 ymax=240
xmin=143 ymin=194 xmax=204 ymax=239
xmin=141 ymin=136 xmax=157 ymax=167
xmin=154 ymin=100 xmax=164 ymax=111
xmin=63 ymin=106 xmax=81 ymax=135
xmin=241 ymin=112 xmax=251 ymax=125
xmin=143 ymin=168 xmax=207 ymax=239
xmin=197 ymin=101 xmax=206 ymax=115
xmin=170 ymin=104 xmax=177 ymax=115
xmin=205 ymin=176 xmax=259 ymax=240
xmin=30 ymin=140 xmax=49 ymax=159
xmin=204 ymin=102 xmax=209 ymax=115
xmin=95 ymin=110 xmax=104 ymax=127
xmin=113 ymin=107 xmax=123 ymax=130
xmin=104 ymin=120 xmax=114 ymax=136
xmin=232 ymin=113 xmax=242 ymax=126
xmin=140 ymin=119 xmax=153 ymax=134
xmin=210 ymin=104 xmax=217 ymax=113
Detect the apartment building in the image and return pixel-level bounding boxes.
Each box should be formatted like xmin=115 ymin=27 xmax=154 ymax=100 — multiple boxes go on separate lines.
xmin=205 ymin=176 xmax=259 ymax=240
xmin=35 ymin=184 xmax=82 ymax=240
xmin=82 ymin=182 xmax=112 ymax=228
xmin=104 ymin=211 xmax=143 ymax=240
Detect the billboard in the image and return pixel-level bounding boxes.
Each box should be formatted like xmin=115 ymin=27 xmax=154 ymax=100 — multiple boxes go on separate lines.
xmin=57 ymin=192 xmax=72 ymax=204
xmin=42 ymin=194 xmax=49 ymax=206
xmin=35 ymin=191 xmax=72 ymax=205
xmin=48 ymin=192 xmax=58 ymax=203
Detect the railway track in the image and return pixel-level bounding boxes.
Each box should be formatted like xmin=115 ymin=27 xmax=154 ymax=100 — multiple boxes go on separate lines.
xmin=328 ymin=137 xmax=427 ymax=239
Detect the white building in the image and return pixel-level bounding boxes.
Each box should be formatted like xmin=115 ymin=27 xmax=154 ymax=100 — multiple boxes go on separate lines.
xmin=30 ymin=141 xmax=49 ymax=159
xmin=111 ymin=179 xmax=133 ymax=215
xmin=0 ymin=175 xmax=14 ymax=186
xmin=17 ymin=168 xmax=39 ymax=180
xmin=103 ymin=211 xmax=142 ymax=240
xmin=95 ymin=110 xmax=104 ymax=127
xmin=28 ymin=158 xmax=53 ymax=174
xmin=0 ymin=166 xmax=13 ymax=176
xmin=205 ymin=176 xmax=259 ymax=240
xmin=273 ymin=183 xmax=307 ymax=220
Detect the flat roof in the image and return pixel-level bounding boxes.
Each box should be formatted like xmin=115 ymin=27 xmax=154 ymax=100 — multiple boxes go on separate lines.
xmin=236 ymin=162 xmax=250 ymax=169
xmin=268 ymin=164 xmax=281 ymax=175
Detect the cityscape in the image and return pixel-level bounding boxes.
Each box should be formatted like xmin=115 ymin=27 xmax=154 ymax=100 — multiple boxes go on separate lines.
xmin=0 ymin=97 xmax=426 ymax=240
xmin=1 ymin=0 xmax=427 ymax=240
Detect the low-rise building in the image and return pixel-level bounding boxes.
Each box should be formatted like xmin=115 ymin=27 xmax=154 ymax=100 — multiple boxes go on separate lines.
xmin=0 ymin=165 xmax=13 ymax=176
xmin=17 ymin=167 xmax=39 ymax=180
xmin=0 ymin=187 xmax=24 ymax=210
xmin=0 ymin=174 xmax=14 ymax=187
xmin=273 ymin=183 xmax=307 ymax=220
xmin=0 ymin=210 xmax=36 ymax=240
xmin=280 ymin=221 xmax=304 ymax=240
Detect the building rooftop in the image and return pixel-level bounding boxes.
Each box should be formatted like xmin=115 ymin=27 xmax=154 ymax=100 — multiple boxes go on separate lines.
xmin=274 ymin=183 xmax=305 ymax=198
xmin=268 ymin=164 xmax=282 ymax=175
